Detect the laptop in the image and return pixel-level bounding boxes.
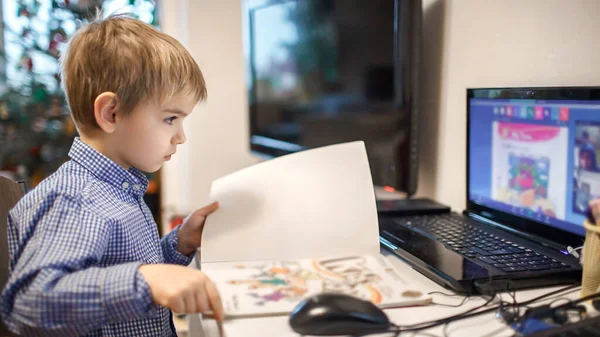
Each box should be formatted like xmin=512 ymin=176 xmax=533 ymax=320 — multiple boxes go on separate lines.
xmin=378 ymin=86 xmax=600 ymax=295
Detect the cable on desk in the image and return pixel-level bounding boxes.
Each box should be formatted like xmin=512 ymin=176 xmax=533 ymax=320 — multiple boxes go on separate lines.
xmin=430 ymin=296 xmax=470 ymax=308
xmin=398 ymin=293 xmax=498 ymax=332
xmin=507 ymin=289 xmax=593 ymax=333
xmin=509 ymin=291 xmax=517 ymax=306
xmin=519 ymin=285 xmax=581 ymax=307
xmin=442 ymin=293 xmax=504 ymax=337
xmin=388 ymin=284 xmax=581 ymax=335
xmin=548 ymin=297 xmax=574 ymax=307
xmin=388 ymin=323 xmax=401 ymax=337
xmin=427 ymin=291 xmax=473 ymax=308
xmin=508 ymin=291 xmax=521 ymax=314
xmin=413 ymin=284 xmax=579 ymax=332
xmin=358 ymin=285 xmax=581 ymax=337
xmin=427 ymin=291 xmax=463 ymax=297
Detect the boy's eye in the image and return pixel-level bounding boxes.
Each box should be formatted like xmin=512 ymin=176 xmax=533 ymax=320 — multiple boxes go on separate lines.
xmin=164 ymin=116 xmax=178 ymax=125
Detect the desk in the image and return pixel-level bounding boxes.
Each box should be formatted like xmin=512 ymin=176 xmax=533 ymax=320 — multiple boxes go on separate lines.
xmin=189 ymin=248 xmax=582 ymax=337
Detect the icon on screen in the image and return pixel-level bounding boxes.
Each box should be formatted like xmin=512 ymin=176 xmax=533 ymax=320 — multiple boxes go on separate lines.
xmin=560 ymin=107 xmax=569 ymax=121
xmin=527 ymin=107 xmax=535 ymax=118
xmin=506 ymin=106 xmax=514 ymax=117
xmin=534 ymin=106 xmax=543 ymax=120
xmin=543 ymin=108 xmax=551 ymax=118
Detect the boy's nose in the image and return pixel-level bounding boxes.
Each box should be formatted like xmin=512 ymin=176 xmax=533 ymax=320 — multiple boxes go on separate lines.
xmin=173 ymin=129 xmax=187 ymax=145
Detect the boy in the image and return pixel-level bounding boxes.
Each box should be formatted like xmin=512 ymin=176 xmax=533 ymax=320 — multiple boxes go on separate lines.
xmin=1 ymin=14 xmax=224 ymax=336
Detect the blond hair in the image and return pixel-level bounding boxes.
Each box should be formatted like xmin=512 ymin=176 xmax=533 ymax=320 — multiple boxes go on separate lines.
xmin=59 ymin=13 xmax=206 ymax=133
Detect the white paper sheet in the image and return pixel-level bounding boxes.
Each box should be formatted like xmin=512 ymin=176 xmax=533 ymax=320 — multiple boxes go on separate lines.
xmin=200 ymin=141 xmax=379 ymax=263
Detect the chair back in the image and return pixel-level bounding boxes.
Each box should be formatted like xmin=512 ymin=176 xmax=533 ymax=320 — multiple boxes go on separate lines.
xmin=0 ymin=176 xmax=24 ymax=336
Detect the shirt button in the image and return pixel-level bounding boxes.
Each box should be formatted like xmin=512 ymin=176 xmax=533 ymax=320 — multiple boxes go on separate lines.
xmin=133 ymin=185 xmax=141 ymax=191
xmin=122 ymin=181 xmax=130 ymax=189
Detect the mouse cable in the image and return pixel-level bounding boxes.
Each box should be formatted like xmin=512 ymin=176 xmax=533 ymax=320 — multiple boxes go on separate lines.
xmin=389 ymin=284 xmax=580 ymax=335
xmin=423 ymin=284 xmax=578 ymax=327
xmin=396 ymin=285 xmax=580 ymax=334
xmin=440 ymin=287 xmax=580 ymax=337
xmin=377 ymin=286 xmax=576 ymax=337
xmin=427 ymin=291 xmax=463 ymax=297
xmin=442 ymin=292 xmax=523 ymax=337
xmin=398 ymin=292 xmax=500 ymax=330
xmin=421 ymin=284 xmax=578 ymax=329
xmin=428 ymin=291 xmax=477 ymax=308
xmin=536 ymin=289 xmax=600 ymax=313
xmin=384 ymin=293 xmax=497 ymax=336
xmin=508 ymin=289 xmax=596 ymax=332
xmin=430 ymin=297 xmax=470 ymax=308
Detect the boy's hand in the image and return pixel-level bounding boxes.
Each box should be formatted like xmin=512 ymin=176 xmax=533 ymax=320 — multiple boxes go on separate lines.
xmin=177 ymin=202 xmax=219 ymax=256
xmin=139 ymin=264 xmax=224 ymax=320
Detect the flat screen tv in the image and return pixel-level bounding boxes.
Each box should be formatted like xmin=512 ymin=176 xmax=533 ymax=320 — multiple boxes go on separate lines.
xmin=244 ymin=0 xmax=422 ymax=196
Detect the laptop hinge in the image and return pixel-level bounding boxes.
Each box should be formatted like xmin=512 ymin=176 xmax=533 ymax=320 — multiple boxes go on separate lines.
xmin=463 ymin=211 xmax=571 ymax=252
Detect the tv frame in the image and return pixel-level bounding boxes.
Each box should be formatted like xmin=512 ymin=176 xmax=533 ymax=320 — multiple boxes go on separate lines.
xmin=246 ymin=0 xmax=422 ymax=196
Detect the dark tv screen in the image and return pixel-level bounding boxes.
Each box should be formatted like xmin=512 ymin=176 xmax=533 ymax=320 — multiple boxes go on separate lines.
xmin=245 ymin=0 xmax=421 ymax=195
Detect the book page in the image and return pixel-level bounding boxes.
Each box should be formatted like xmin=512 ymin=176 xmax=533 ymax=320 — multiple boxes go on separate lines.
xmin=202 ymin=254 xmax=431 ymax=318
xmin=201 ymin=141 xmax=380 ymax=263
xmin=491 ymin=122 xmax=568 ymax=219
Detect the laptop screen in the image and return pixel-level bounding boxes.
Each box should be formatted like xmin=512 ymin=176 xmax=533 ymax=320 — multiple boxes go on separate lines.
xmin=468 ymin=88 xmax=600 ymax=237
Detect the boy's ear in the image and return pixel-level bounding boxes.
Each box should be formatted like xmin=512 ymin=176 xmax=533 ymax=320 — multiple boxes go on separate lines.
xmin=94 ymin=92 xmax=120 ymax=133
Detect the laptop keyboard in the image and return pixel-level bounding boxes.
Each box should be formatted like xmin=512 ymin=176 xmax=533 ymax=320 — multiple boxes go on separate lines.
xmin=388 ymin=214 xmax=574 ymax=273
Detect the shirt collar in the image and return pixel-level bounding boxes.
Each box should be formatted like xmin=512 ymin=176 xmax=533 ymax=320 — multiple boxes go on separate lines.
xmin=68 ymin=137 xmax=149 ymax=198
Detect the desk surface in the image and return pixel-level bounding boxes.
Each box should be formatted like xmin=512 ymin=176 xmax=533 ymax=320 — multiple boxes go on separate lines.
xmin=190 ymin=248 xmax=582 ymax=337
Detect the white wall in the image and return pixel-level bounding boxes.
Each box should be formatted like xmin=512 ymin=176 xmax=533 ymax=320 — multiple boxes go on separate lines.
xmin=159 ymin=0 xmax=258 ymax=233
xmin=159 ymin=0 xmax=600 ymax=231
xmin=427 ymin=0 xmax=600 ymax=212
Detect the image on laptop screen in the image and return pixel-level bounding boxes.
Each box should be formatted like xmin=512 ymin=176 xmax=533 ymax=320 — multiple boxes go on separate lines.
xmin=468 ymin=89 xmax=600 ymax=236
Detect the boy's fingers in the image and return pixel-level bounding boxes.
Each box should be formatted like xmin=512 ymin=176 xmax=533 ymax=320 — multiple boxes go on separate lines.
xmin=205 ymin=279 xmax=225 ymax=321
xmin=195 ymin=288 xmax=210 ymax=313
xmin=182 ymin=294 xmax=195 ymax=314
xmin=194 ymin=201 xmax=220 ymax=217
xmin=169 ymin=296 xmax=185 ymax=314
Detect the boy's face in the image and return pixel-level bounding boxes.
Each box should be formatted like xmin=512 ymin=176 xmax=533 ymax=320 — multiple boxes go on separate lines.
xmin=112 ymin=93 xmax=197 ymax=172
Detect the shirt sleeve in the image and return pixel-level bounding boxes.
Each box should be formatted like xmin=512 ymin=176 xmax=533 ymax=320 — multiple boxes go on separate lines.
xmin=1 ymin=193 xmax=155 ymax=336
xmin=160 ymin=224 xmax=194 ymax=266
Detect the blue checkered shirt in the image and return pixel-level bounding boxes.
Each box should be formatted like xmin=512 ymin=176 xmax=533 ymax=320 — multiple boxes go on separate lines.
xmin=2 ymin=137 xmax=193 ymax=336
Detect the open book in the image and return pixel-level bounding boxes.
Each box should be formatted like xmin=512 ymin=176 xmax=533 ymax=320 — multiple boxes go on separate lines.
xmin=202 ymin=254 xmax=431 ymax=318
xmin=200 ymin=142 xmax=430 ymax=318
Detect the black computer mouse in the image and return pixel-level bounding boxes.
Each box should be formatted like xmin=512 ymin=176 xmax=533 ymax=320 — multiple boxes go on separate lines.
xmin=289 ymin=293 xmax=391 ymax=336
